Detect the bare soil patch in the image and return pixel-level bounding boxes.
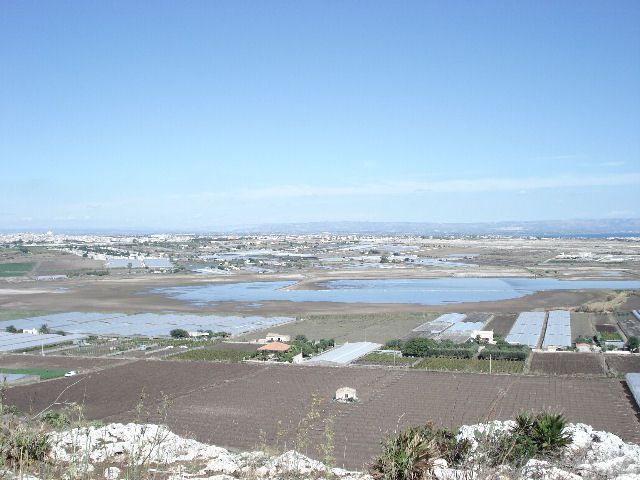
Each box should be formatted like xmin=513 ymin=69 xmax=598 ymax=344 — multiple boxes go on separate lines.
xmin=621 ymin=292 xmax=640 ymax=310
xmin=0 ymin=353 xmax=128 ymax=371
xmin=483 ymin=313 xmax=516 ymax=337
xmin=606 ymin=355 xmax=640 ymax=375
xmin=529 ymin=352 xmax=605 ymax=376
xmin=571 ymin=312 xmax=597 ymax=340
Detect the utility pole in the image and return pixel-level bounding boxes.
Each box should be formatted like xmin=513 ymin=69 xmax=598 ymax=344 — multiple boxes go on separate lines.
xmin=489 ymin=354 xmax=492 ymax=375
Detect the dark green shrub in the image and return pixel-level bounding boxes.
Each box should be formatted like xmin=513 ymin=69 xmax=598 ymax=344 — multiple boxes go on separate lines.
xmin=384 ymin=339 xmax=404 ymax=350
xmin=421 ymin=423 xmax=471 ymax=466
xmin=370 ymin=422 xmax=471 ymax=479
xmin=0 ymin=427 xmax=51 ymax=466
xmin=370 ymin=427 xmax=441 ymax=480
xmin=170 ymin=329 xmax=189 ymax=339
xmin=489 ymin=411 xmax=572 ymax=466
xmin=530 ymin=411 xmax=572 ymax=453
xmin=574 ymin=335 xmax=593 ymax=345
xmin=479 ymin=344 xmax=530 ymax=361
xmin=41 ymin=411 xmax=71 ymax=429
xmin=401 ymin=338 xmax=437 ymax=357
xmin=401 ymin=339 xmax=478 ymax=358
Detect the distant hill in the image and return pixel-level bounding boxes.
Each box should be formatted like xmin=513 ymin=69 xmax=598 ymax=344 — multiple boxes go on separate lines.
xmin=4 ymin=219 xmax=639 ymax=237
xmin=220 ymin=219 xmax=640 ymax=237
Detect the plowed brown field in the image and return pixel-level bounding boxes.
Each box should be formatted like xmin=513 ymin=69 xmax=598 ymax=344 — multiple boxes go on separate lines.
xmin=606 ymin=355 xmax=640 ymax=375
xmin=529 ymin=352 xmax=605 ymax=376
xmin=5 ymin=359 xmax=640 ymax=470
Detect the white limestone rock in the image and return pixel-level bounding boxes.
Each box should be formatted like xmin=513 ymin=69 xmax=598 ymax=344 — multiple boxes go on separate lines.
xmin=42 ymin=421 xmax=640 ymax=480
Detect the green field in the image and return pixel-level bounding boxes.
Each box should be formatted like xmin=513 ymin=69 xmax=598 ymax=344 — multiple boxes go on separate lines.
xmin=170 ymin=349 xmax=254 ymax=362
xmin=0 ymin=262 xmax=35 ymax=277
xmin=413 ymin=357 xmax=525 ymax=374
xmin=0 ymin=368 xmax=67 ymax=380
xmin=600 ymin=332 xmax=623 ymax=341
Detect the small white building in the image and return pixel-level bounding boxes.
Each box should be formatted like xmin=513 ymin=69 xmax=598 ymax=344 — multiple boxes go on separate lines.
xmin=473 ymin=330 xmax=495 ymax=344
xmin=23 ymin=328 xmax=39 ymax=335
xmin=266 ymin=333 xmax=290 ymax=342
xmin=188 ymin=331 xmax=210 ymax=338
xmin=576 ymin=343 xmax=592 ymax=353
xmin=335 ymin=387 xmax=358 ymax=403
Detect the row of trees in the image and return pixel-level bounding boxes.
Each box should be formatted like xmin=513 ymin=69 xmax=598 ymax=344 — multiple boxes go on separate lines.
xmin=169 ymin=329 xmax=230 ymax=339
xmin=385 ymin=335 xmax=531 ymax=360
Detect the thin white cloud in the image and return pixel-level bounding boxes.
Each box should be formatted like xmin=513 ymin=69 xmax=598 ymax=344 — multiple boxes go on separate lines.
xmin=189 ymin=172 xmax=640 ymax=200
xmin=579 ymin=160 xmax=626 ymax=168
xmin=48 ymin=172 xmax=640 ymax=218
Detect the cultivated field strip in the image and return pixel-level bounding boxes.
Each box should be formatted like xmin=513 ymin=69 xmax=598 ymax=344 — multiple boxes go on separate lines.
xmin=0 ymin=353 xmax=129 ymax=371
xmin=529 ymin=352 xmax=605 ymax=376
xmin=6 ymin=360 xmax=640 ymax=469
xmin=483 ymin=313 xmax=517 ymax=336
xmin=606 ymin=355 xmax=640 ymax=375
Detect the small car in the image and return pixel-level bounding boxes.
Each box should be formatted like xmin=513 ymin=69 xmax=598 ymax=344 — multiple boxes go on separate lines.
xmin=64 ymin=370 xmax=78 ymax=377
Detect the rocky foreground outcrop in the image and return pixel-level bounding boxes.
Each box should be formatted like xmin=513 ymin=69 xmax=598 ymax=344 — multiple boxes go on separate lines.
xmin=45 ymin=421 xmax=640 ymax=480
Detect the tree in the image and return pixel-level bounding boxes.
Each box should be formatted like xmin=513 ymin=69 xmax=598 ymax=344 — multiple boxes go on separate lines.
xmin=39 ymin=324 xmax=50 ymax=334
xmin=294 ymin=334 xmax=309 ymax=343
xmin=5 ymin=325 xmax=17 ymax=333
xmin=170 ymin=329 xmax=189 ymax=339
xmin=627 ymin=336 xmax=640 ymax=351
xmin=575 ymin=335 xmax=593 ymax=345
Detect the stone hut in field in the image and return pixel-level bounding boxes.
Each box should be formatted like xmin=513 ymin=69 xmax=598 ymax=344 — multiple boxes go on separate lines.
xmin=335 ymin=387 xmax=357 ymax=403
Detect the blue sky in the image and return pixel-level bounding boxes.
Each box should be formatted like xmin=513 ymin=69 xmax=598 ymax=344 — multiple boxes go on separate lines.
xmin=1 ymin=1 xmax=639 ymax=231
